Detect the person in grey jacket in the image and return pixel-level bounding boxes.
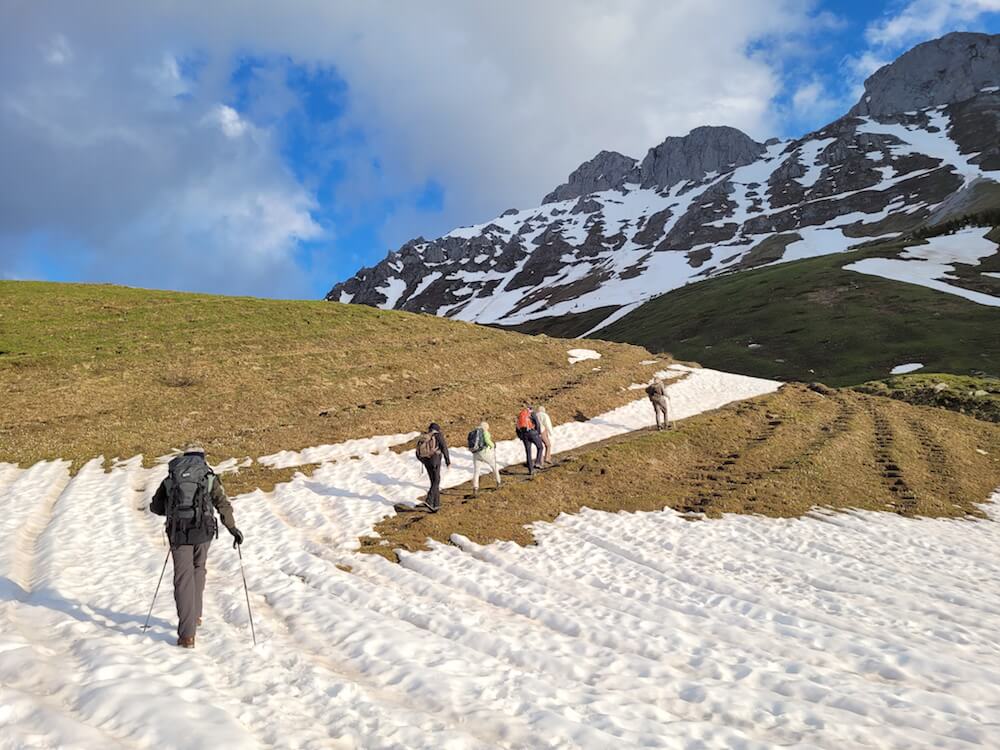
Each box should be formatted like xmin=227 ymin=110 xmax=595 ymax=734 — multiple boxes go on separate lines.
xmin=646 ymin=378 xmax=672 ymax=430
xmin=150 ymin=443 xmax=243 ymax=648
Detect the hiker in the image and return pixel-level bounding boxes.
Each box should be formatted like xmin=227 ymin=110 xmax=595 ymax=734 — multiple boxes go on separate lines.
xmin=646 ymin=377 xmax=672 ymax=430
xmin=150 ymin=443 xmax=243 ymax=648
xmin=468 ymin=420 xmax=501 ymax=495
xmin=516 ymin=404 xmax=544 ymax=476
xmin=536 ymin=405 xmax=554 ymax=467
xmin=415 ymin=422 xmax=451 ymax=512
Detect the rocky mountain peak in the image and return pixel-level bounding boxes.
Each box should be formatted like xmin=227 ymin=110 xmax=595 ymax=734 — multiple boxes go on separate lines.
xmin=542 ymin=150 xmax=639 ymax=204
xmin=638 ymin=125 xmax=765 ymax=190
xmin=850 ymin=31 xmax=1000 ymax=117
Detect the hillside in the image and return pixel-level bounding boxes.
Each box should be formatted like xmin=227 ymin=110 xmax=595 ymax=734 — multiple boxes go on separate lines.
xmin=589 ymin=229 xmax=1000 ymax=386
xmin=0 ymin=281 xmax=658 ymax=483
xmin=365 ymin=383 xmax=1000 ymax=558
xmin=327 ymin=32 xmax=1000 ymax=340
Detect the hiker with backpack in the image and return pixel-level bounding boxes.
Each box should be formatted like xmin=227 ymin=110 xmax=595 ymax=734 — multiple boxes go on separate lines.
xmin=646 ymin=377 xmax=672 ymax=430
xmin=415 ymin=422 xmax=451 ymax=512
xmin=149 ymin=443 xmax=243 ymax=648
xmin=468 ymin=420 xmax=501 ymax=495
xmin=516 ymin=404 xmax=544 ymax=476
xmin=535 ymin=405 xmax=554 ymax=467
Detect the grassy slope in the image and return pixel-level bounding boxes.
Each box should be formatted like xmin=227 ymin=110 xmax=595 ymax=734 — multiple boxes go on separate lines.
xmin=856 ymin=372 xmax=1000 ymax=422
xmin=595 ymin=243 xmax=1000 ymax=387
xmin=0 ymin=282 xmax=659 ymax=489
xmin=364 ymin=384 xmax=1000 ymax=559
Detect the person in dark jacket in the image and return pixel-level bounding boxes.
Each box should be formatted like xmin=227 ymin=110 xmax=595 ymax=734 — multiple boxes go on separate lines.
xmin=150 ymin=443 xmax=243 ymax=648
xmin=517 ymin=405 xmax=545 ymax=476
xmin=417 ymin=423 xmax=451 ymax=512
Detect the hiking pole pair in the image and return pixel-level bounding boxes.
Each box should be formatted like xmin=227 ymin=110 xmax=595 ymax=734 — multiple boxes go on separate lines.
xmin=142 ymin=548 xmax=171 ymax=632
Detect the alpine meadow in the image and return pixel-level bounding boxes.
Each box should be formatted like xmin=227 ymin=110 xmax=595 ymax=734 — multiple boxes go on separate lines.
xmin=2 ymin=10 xmax=1000 ymax=750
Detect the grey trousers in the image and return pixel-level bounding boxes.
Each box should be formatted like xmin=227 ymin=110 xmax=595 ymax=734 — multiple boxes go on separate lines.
xmin=171 ymin=542 xmax=210 ymax=639
xmin=652 ymin=396 xmax=670 ymax=428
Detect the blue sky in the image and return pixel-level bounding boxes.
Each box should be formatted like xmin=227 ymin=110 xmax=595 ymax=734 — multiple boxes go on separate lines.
xmin=1 ymin=1 xmax=998 ymax=299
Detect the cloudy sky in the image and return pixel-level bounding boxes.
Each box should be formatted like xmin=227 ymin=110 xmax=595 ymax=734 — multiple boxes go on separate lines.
xmin=2 ymin=1 xmax=999 ymax=298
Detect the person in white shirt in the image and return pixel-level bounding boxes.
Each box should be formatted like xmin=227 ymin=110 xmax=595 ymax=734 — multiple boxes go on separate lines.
xmin=535 ymin=405 xmax=554 ymax=467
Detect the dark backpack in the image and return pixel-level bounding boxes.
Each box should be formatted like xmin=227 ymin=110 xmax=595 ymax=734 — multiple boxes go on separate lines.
xmin=415 ymin=431 xmax=440 ymax=460
xmin=467 ymin=427 xmax=486 ymax=453
xmin=164 ymin=454 xmax=216 ymax=542
xmin=646 ymin=382 xmax=663 ymax=399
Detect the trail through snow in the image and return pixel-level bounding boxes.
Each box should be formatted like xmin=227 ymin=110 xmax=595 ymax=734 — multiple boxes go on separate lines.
xmin=2 ymin=367 xmax=1000 ymax=748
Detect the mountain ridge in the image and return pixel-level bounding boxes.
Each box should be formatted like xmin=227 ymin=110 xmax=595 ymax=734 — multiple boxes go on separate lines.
xmin=327 ymin=31 xmax=1000 ymax=335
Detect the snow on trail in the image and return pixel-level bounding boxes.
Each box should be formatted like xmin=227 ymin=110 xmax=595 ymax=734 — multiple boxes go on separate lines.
xmin=2 ymin=366 xmax=1000 ymax=748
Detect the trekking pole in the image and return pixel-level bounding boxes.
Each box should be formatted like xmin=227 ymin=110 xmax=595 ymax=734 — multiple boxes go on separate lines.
xmin=237 ymin=544 xmax=257 ymax=646
xmin=142 ymin=548 xmax=171 ymax=632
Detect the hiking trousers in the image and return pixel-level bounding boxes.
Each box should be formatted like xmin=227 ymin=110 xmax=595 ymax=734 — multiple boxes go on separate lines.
xmin=522 ymin=431 xmax=544 ymax=474
xmin=652 ymin=396 xmax=670 ymax=429
xmin=419 ymin=453 xmax=443 ymax=510
xmin=540 ymin=432 xmax=552 ymax=465
xmin=171 ymin=542 xmax=210 ymax=639
xmin=472 ymin=448 xmax=501 ymax=491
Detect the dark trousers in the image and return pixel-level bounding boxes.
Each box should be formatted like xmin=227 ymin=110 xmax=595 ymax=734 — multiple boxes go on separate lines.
xmin=419 ymin=453 xmax=443 ymax=510
xmin=522 ymin=431 xmax=544 ymax=474
xmin=171 ymin=542 xmax=210 ymax=639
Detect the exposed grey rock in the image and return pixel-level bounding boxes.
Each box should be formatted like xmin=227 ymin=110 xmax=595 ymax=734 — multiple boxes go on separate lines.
xmin=850 ymin=32 xmax=1000 ymax=117
xmin=543 ymin=150 xmax=638 ymax=204
xmin=638 ymin=126 xmax=765 ymax=190
xmin=326 ymin=32 xmax=1000 ymax=329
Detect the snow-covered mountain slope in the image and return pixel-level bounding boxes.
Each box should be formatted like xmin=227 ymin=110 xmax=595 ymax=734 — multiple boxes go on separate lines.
xmin=1 ymin=366 xmax=779 ymax=750
xmin=845 ymin=226 xmax=1000 ymax=307
xmin=4 ymin=367 xmax=1000 ymax=748
xmin=327 ymin=32 xmax=1000 ymax=335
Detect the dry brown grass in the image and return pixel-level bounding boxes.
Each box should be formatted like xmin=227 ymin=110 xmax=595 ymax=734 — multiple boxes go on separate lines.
xmin=0 ymin=282 xmax=661 ymax=483
xmin=362 ymin=385 xmax=1000 ymax=561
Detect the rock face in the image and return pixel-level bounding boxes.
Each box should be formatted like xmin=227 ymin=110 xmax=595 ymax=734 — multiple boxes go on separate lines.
xmin=851 ymin=32 xmax=1000 ymax=116
xmin=543 ymin=151 xmax=639 ymax=204
xmin=328 ymin=32 xmax=1000 ymax=334
xmin=638 ymin=126 xmax=765 ymax=189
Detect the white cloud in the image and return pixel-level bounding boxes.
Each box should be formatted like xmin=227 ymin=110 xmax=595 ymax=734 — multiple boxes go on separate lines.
xmin=866 ymin=0 xmax=1000 ymax=49
xmin=1 ymin=1 xmax=836 ymax=294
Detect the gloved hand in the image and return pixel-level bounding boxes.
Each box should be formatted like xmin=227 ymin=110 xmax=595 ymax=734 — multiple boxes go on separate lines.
xmin=229 ymin=527 xmax=244 ymax=549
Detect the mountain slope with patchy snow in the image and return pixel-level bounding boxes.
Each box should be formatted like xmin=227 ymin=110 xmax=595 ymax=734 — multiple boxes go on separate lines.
xmin=327 ymin=32 xmax=1000 ymax=336
xmin=3 ymin=366 xmax=1000 ymax=748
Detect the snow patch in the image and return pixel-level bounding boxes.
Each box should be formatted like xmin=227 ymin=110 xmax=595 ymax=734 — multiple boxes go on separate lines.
xmin=890 ymin=363 xmax=924 ymax=375
xmin=567 ymin=348 xmax=602 ymax=364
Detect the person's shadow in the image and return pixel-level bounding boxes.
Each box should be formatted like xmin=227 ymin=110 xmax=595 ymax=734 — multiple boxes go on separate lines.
xmin=0 ymin=575 xmax=176 ymax=644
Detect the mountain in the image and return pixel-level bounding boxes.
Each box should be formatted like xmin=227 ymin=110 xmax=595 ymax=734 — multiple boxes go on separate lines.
xmin=327 ymin=32 xmax=1000 ymax=337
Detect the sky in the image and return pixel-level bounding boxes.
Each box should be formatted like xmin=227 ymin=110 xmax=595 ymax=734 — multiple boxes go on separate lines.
xmin=1 ymin=1 xmax=998 ymax=299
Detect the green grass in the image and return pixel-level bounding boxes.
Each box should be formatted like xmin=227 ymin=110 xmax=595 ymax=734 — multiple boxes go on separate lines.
xmin=855 ymin=372 xmax=1000 ymax=422
xmin=0 ymin=281 xmax=659 ymax=476
xmin=595 ymin=242 xmax=1000 ymax=387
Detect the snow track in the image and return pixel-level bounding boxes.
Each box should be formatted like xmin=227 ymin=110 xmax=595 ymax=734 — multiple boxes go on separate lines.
xmin=2 ymin=367 xmax=1000 ymax=748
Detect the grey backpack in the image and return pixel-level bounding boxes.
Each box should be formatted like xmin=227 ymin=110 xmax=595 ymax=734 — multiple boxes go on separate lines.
xmin=164 ymin=454 xmax=216 ymax=540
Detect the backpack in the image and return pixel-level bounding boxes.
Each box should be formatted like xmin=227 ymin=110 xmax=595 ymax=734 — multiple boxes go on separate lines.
xmin=467 ymin=427 xmax=486 ymax=453
xmin=415 ymin=431 xmax=440 ymax=460
xmin=517 ymin=409 xmax=533 ymax=432
xmin=646 ymin=382 xmax=663 ymax=399
xmin=164 ymin=454 xmax=216 ymax=542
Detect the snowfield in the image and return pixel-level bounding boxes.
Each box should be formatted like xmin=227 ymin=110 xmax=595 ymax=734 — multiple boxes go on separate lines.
xmin=3 ymin=367 xmax=1000 ymax=749
xmin=845 ymin=228 xmax=1000 ymax=308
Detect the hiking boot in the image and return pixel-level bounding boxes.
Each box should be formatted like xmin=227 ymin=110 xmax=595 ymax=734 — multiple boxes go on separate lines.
xmin=177 ymin=636 xmax=196 ymax=649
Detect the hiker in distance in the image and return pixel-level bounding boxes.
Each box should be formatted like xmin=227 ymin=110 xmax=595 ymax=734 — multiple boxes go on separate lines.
xmin=415 ymin=422 xmax=451 ymax=512
xmin=536 ymin=405 xmax=554 ymax=467
xmin=468 ymin=420 xmax=501 ymax=496
xmin=150 ymin=443 xmax=244 ymax=648
xmin=646 ymin=377 xmax=672 ymax=431
xmin=516 ymin=404 xmax=544 ymax=476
